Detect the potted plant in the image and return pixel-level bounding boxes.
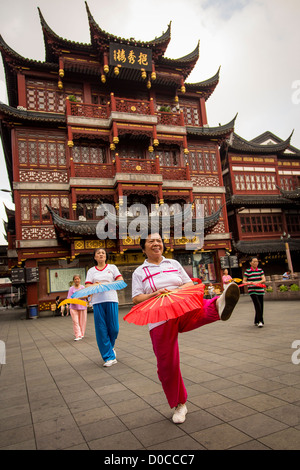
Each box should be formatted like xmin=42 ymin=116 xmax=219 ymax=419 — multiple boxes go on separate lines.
xmin=279 ymin=284 xmax=289 ymax=292
xmin=68 ymin=95 xmax=77 ymax=102
xmin=159 ymin=105 xmax=171 ymax=112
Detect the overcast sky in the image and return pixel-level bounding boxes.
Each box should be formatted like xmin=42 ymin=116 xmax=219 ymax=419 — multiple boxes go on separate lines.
xmin=0 ymin=0 xmax=299 ymax=244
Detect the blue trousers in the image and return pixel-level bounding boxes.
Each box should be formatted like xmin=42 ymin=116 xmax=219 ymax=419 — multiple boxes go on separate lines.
xmin=93 ymin=302 xmax=119 ymax=361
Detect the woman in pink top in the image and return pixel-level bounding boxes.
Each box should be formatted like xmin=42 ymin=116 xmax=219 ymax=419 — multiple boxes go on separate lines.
xmin=222 ymin=268 xmax=232 ymax=291
xmin=67 ymin=274 xmax=87 ymax=341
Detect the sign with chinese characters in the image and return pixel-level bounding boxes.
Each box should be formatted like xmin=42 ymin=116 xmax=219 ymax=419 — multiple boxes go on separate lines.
xmin=25 ymin=267 xmax=39 ymax=284
xmin=11 ymin=268 xmax=25 ymax=284
xmin=109 ymin=43 xmax=152 ymax=71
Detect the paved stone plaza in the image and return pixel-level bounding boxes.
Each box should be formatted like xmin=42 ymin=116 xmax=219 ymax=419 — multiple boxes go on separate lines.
xmin=0 ymin=295 xmax=300 ymax=450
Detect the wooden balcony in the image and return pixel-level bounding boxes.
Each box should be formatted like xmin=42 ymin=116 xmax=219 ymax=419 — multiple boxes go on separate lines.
xmin=70 ymin=158 xmax=191 ymax=181
xmin=66 ymin=96 xmax=184 ymax=126
xmin=73 ymin=163 xmax=115 ymax=178
xmin=69 ymin=101 xmax=109 ymax=119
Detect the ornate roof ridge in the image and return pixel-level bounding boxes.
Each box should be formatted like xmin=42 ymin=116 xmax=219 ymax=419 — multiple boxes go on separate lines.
xmin=230 ymin=132 xmax=293 ymax=154
xmin=187 ymin=114 xmax=237 ymax=138
xmin=233 ymin=238 xmax=300 ymax=254
xmin=38 ymin=7 xmax=92 ymax=62
xmin=0 ymin=34 xmax=55 ymax=68
xmin=47 ymin=203 xmax=222 ymax=236
xmin=85 ymin=1 xmax=171 ymax=51
xmin=0 ymin=101 xmax=65 ymax=123
xmin=161 ymin=41 xmax=199 ymax=65
xmin=250 ymin=130 xmax=300 ymax=156
xmin=186 ymin=66 xmax=220 ymax=89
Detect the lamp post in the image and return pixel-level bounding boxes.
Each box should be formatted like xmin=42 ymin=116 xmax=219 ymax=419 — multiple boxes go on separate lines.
xmin=281 ymin=232 xmax=294 ymax=276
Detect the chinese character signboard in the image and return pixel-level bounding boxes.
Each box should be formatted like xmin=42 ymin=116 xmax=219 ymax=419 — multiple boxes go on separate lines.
xmin=109 ymin=43 xmax=152 ymax=71
xmin=11 ymin=268 xmax=25 ymax=284
xmin=25 ymin=267 xmax=40 ymax=284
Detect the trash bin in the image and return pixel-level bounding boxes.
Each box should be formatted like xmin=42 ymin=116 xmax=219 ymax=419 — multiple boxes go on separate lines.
xmin=28 ymin=304 xmax=38 ymax=319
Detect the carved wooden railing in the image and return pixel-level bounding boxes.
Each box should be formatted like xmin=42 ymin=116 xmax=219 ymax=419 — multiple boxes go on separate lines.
xmin=69 ymin=102 xmax=109 ymax=119
xmin=161 ymin=166 xmax=188 ymax=180
xmin=73 ymin=163 xmax=115 ymax=178
xmin=114 ymin=97 xmax=152 ymax=115
xmin=156 ymin=111 xmax=184 ymax=126
xmin=118 ymin=158 xmax=155 ymax=174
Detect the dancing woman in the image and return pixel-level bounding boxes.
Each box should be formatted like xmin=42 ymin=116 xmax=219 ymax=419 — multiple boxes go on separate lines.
xmin=132 ymin=232 xmax=240 ymax=424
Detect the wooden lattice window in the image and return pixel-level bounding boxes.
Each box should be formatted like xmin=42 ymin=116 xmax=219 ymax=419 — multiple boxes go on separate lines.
xmin=17 ymin=133 xmax=66 ymax=168
xmin=180 ymin=100 xmax=200 ymax=126
xmin=20 ymin=194 xmax=69 ymax=224
xmin=184 ymin=147 xmax=217 ymax=173
xmin=26 ymin=79 xmax=83 ymax=113
xmin=72 ymin=145 xmax=106 ymax=164
xmin=240 ymin=214 xmax=283 ymax=234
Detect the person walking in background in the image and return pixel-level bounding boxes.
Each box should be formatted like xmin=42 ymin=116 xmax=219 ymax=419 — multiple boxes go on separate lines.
xmin=55 ymin=296 xmax=61 ymax=317
xmin=85 ymin=248 xmax=124 ymax=367
xmin=222 ymin=268 xmax=232 ymax=291
xmin=67 ymin=274 xmax=87 ymax=341
xmin=243 ymin=257 xmax=266 ymax=327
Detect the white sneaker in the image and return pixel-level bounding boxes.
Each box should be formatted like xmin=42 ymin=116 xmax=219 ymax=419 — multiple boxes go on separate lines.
xmin=74 ymin=337 xmax=82 ymax=341
xmin=172 ymin=403 xmax=187 ymax=424
xmin=258 ymin=322 xmax=264 ymax=328
xmin=217 ymin=283 xmax=240 ymax=321
xmin=103 ymin=359 xmax=117 ymax=367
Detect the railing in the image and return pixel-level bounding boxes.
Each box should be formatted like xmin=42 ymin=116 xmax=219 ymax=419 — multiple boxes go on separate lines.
xmin=66 ymin=96 xmax=184 ymax=125
xmin=157 ymin=111 xmax=184 ymax=126
xmin=119 ymin=158 xmax=155 ymax=174
xmin=114 ymin=97 xmax=152 ymax=115
xmin=69 ymin=102 xmax=109 ymax=119
xmin=161 ymin=166 xmax=188 ymax=180
xmin=73 ymin=163 xmax=115 ymax=178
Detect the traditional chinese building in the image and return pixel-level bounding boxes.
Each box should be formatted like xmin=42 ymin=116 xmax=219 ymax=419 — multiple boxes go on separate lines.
xmin=0 ymin=5 xmax=240 ymax=310
xmin=221 ymin=131 xmax=300 ymax=276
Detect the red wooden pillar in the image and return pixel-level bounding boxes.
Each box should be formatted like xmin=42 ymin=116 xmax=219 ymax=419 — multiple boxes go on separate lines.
xmin=25 ymin=259 xmax=39 ymax=307
xmin=199 ymin=98 xmax=208 ymax=126
xmin=71 ymin=188 xmax=76 ymax=220
xmin=17 ymin=73 xmax=27 ymax=108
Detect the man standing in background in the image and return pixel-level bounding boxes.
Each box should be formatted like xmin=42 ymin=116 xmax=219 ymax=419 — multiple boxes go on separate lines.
xmin=243 ymin=257 xmax=266 ymax=328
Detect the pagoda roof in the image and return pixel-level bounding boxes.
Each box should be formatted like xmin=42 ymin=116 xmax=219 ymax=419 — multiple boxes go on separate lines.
xmin=228 ymin=132 xmax=294 ymax=155
xmin=233 ymin=238 xmax=300 ymax=254
xmin=250 ymin=130 xmax=300 ymax=157
xmin=39 ymin=4 xmax=198 ymax=80
xmin=275 ymin=186 xmax=300 ymax=200
xmin=227 ymin=194 xmax=298 ymax=207
xmin=85 ymin=2 xmax=171 ymax=59
xmin=47 ymin=204 xmax=222 ymax=237
xmin=157 ymin=42 xmax=200 ymax=80
xmin=0 ymin=101 xmax=65 ymax=125
xmin=187 ymin=114 xmax=236 ymax=141
xmin=185 ymin=67 xmax=220 ymax=99
xmin=0 ymin=34 xmax=57 ymax=107
xmin=38 ymin=7 xmax=93 ymax=63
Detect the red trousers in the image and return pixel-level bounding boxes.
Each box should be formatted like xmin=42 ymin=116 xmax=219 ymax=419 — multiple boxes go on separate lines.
xmin=150 ymin=297 xmax=219 ymax=408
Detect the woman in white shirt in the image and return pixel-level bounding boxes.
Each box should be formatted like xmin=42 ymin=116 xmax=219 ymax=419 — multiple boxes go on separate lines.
xmin=85 ymin=248 xmax=124 ymax=367
xmin=132 ymin=232 xmax=240 ymax=424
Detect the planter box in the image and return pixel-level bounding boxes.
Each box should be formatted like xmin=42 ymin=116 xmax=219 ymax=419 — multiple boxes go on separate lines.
xmin=265 ymin=291 xmax=300 ymax=301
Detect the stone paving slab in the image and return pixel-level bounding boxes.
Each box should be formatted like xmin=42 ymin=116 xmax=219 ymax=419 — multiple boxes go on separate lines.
xmin=0 ymin=296 xmax=300 ymax=450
